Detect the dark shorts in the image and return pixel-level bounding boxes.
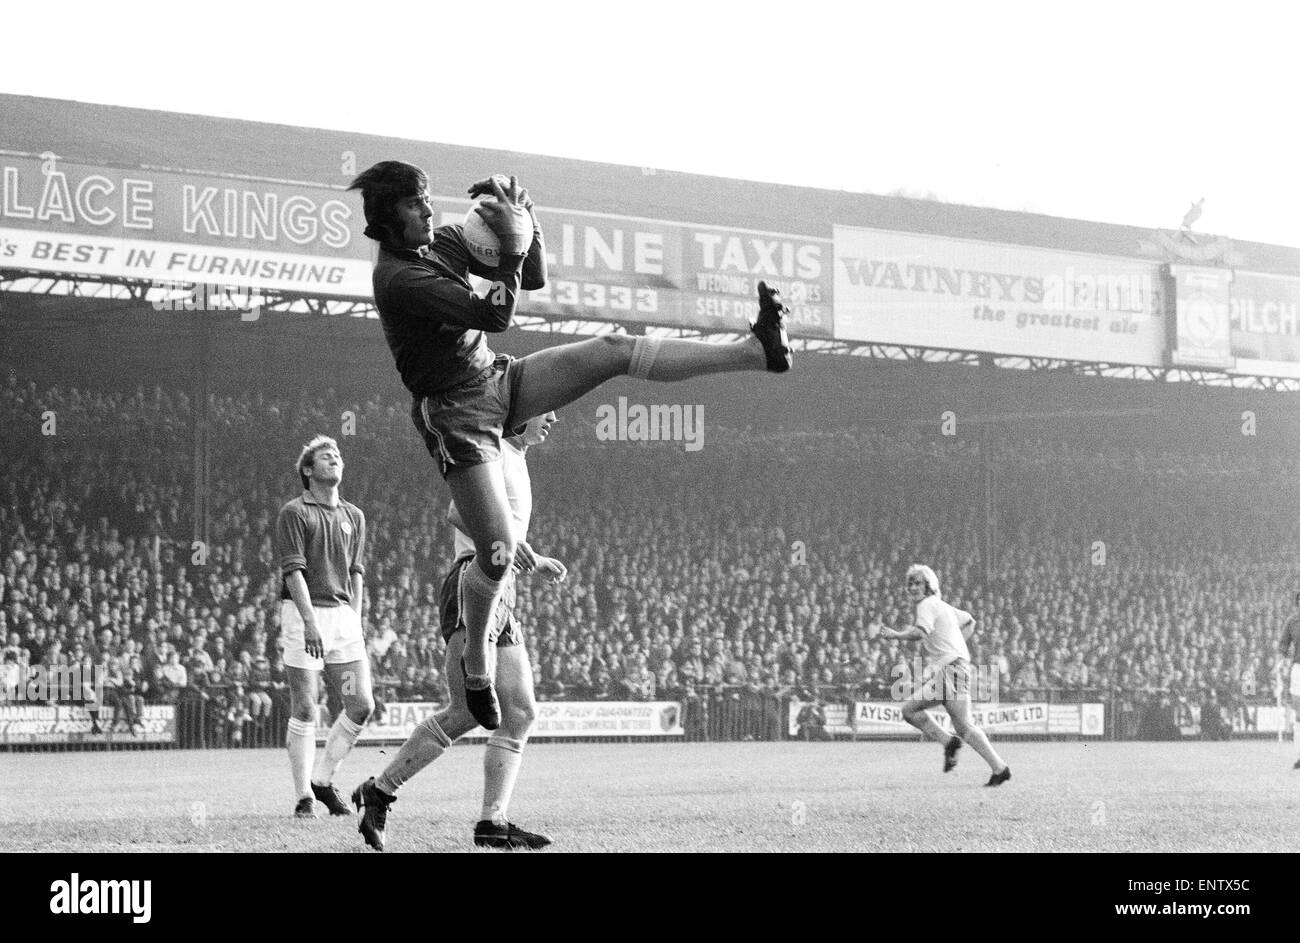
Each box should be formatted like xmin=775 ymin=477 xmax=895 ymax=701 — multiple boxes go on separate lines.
xmin=410 ymin=353 xmax=527 ymax=479
xmin=438 ymin=555 xmax=523 ymax=647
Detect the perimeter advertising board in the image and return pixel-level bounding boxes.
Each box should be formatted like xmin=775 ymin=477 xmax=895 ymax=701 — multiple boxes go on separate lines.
xmin=322 ymin=700 xmax=684 ymax=743
xmin=788 ymin=700 xmax=1103 ymax=738
xmin=0 ymin=704 xmax=176 ymax=744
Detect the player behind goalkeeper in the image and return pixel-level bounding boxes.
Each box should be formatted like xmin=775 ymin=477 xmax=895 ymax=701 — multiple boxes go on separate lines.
xmin=352 ymin=413 xmax=565 ymax=851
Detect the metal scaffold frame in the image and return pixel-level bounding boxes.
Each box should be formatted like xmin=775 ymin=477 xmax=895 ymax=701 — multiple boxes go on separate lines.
xmin=2 ymin=269 xmax=1298 ymax=392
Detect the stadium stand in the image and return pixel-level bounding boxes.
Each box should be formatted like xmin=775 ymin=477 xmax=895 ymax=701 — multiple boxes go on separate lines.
xmin=3 ymin=366 xmax=1295 ymax=745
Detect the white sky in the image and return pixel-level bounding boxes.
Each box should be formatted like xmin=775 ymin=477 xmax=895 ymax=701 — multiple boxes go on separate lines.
xmin=3 ymin=0 xmax=1296 ymax=246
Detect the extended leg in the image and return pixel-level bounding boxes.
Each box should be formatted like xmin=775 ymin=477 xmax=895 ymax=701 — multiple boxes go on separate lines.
xmin=902 ymin=698 xmax=951 ymax=743
xmin=947 ymin=699 xmax=1010 ymax=786
xmin=475 ymin=640 xmax=550 ymax=850
xmin=508 ymin=283 xmax=791 ymax=423
xmin=903 ymin=697 xmax=965 ymax=773
xmin=353 ymin=633 xmax=479 ymax=851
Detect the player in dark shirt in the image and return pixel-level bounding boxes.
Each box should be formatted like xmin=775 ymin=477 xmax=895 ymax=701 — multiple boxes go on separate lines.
xmin=346 ymin=163 xmax=793 ymax=755
xmin=274 ymin=436 xmax=374 ymax=818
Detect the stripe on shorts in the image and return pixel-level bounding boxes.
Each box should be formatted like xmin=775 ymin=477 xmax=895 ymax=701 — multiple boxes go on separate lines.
xmin=420 ymin=396 xmax=454 ymax=468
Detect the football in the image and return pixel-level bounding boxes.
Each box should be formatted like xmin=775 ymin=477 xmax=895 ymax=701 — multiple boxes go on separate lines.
xmin=462 ymin=201 xmax=503 ymax=268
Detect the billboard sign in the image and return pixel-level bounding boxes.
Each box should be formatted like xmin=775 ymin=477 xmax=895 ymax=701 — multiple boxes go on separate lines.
xmin=833 ymin=225 xmax=1166 ymax=364
xmin=1229 ymin=270 xmax=1300 ymax=375
xmin=0 ymin=152 xmax=832 ymax=335
xmin=0 ymin=154 xmax=369 ymax=296
xmin=434 ymin=199 xmax=833 ymax=336
xmin=1168 ymin=264 xmax=1234 ymax=369
xmin=322 ymin=699 xmax=684 ymax=743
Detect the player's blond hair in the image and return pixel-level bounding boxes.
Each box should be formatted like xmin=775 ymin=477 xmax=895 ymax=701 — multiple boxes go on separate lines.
xmin=297 ymin=435 xmax=339 ymax=490
xmin=906 ymin=563 xmax=941 ymax=598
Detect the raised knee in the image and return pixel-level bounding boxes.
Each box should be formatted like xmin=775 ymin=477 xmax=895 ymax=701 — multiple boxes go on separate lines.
xmin=585 ymin=333 xmax=633 ymax=371
xmin=599 ymin=333 xmax=635 ymax=355
xmin=346 ymin=697 xmax=374 ymax=725
xmin=504 ymin=701 xmax=537 ymax=736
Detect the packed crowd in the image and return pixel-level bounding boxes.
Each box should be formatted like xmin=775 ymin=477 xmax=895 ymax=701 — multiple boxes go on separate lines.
xmin=2 ymin=372 xmax=1296 ymax=739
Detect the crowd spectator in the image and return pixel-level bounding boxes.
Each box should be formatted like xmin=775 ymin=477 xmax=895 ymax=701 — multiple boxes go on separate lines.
xmin=1199 ymin=689 xmax=1233 ymax=741
xmin=247 ymin=652 xmax=273 ymax=723
xmin=1 ymin=651 xmax=19 ymax=700
xmin=0 ymin=370 xmax=1295 ymax=746
xmin=795 ymin=697 xmax=831 ymax=741
xmin=157 ymin=650 xmax=188 ymax=703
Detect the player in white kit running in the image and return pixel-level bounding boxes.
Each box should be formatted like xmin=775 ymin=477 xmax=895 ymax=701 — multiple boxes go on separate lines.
xmin=879 ymin=564 xmax=1011 ymax=786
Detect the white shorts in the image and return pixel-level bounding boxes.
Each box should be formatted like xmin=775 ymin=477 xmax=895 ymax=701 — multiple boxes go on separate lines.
xmin=1290 ymin=663 xmax=1300 ymax=699
xmin=280 ymin=600 xmax=366 ymax=671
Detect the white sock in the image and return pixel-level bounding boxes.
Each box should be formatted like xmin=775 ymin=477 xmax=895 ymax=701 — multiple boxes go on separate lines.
xmin=286 ymin=716 xmax=316 ymax=800
xmin=1292 ymin=719 xmax=1299 ymax=744
xmin=627 ymin=334 xmax=758 ymax=379
xmin=377 ymin=716 xmax=452 ymax=795
xmin=481 ymin=735 xmax=524 ymax=824
xmin=312 ymin=713 xmax=364 ymax=786
xmin=628 ymin=336 xmax=663 ymax=379
xmin=960 ymin=726 xmax=1007 ymax=772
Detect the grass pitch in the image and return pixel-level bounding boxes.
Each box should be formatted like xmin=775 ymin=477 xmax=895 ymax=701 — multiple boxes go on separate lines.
xmin=3 ymin=740 xmax=1296 ymax=852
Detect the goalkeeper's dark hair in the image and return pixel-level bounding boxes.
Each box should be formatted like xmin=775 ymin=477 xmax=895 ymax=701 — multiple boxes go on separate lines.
xmin=348 ymin=161 xmax=429 ymax=244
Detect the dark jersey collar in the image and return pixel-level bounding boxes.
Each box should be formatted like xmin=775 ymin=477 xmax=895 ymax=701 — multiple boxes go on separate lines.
xmin=300 ymin=489 xmax=342 ymax=509
xmin=379 ymin=242 xmax=429 ymax=262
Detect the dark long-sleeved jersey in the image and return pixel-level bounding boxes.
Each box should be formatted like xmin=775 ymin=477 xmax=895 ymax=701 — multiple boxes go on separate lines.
xmin=372 ymin=223 xmax=547 ymax=396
